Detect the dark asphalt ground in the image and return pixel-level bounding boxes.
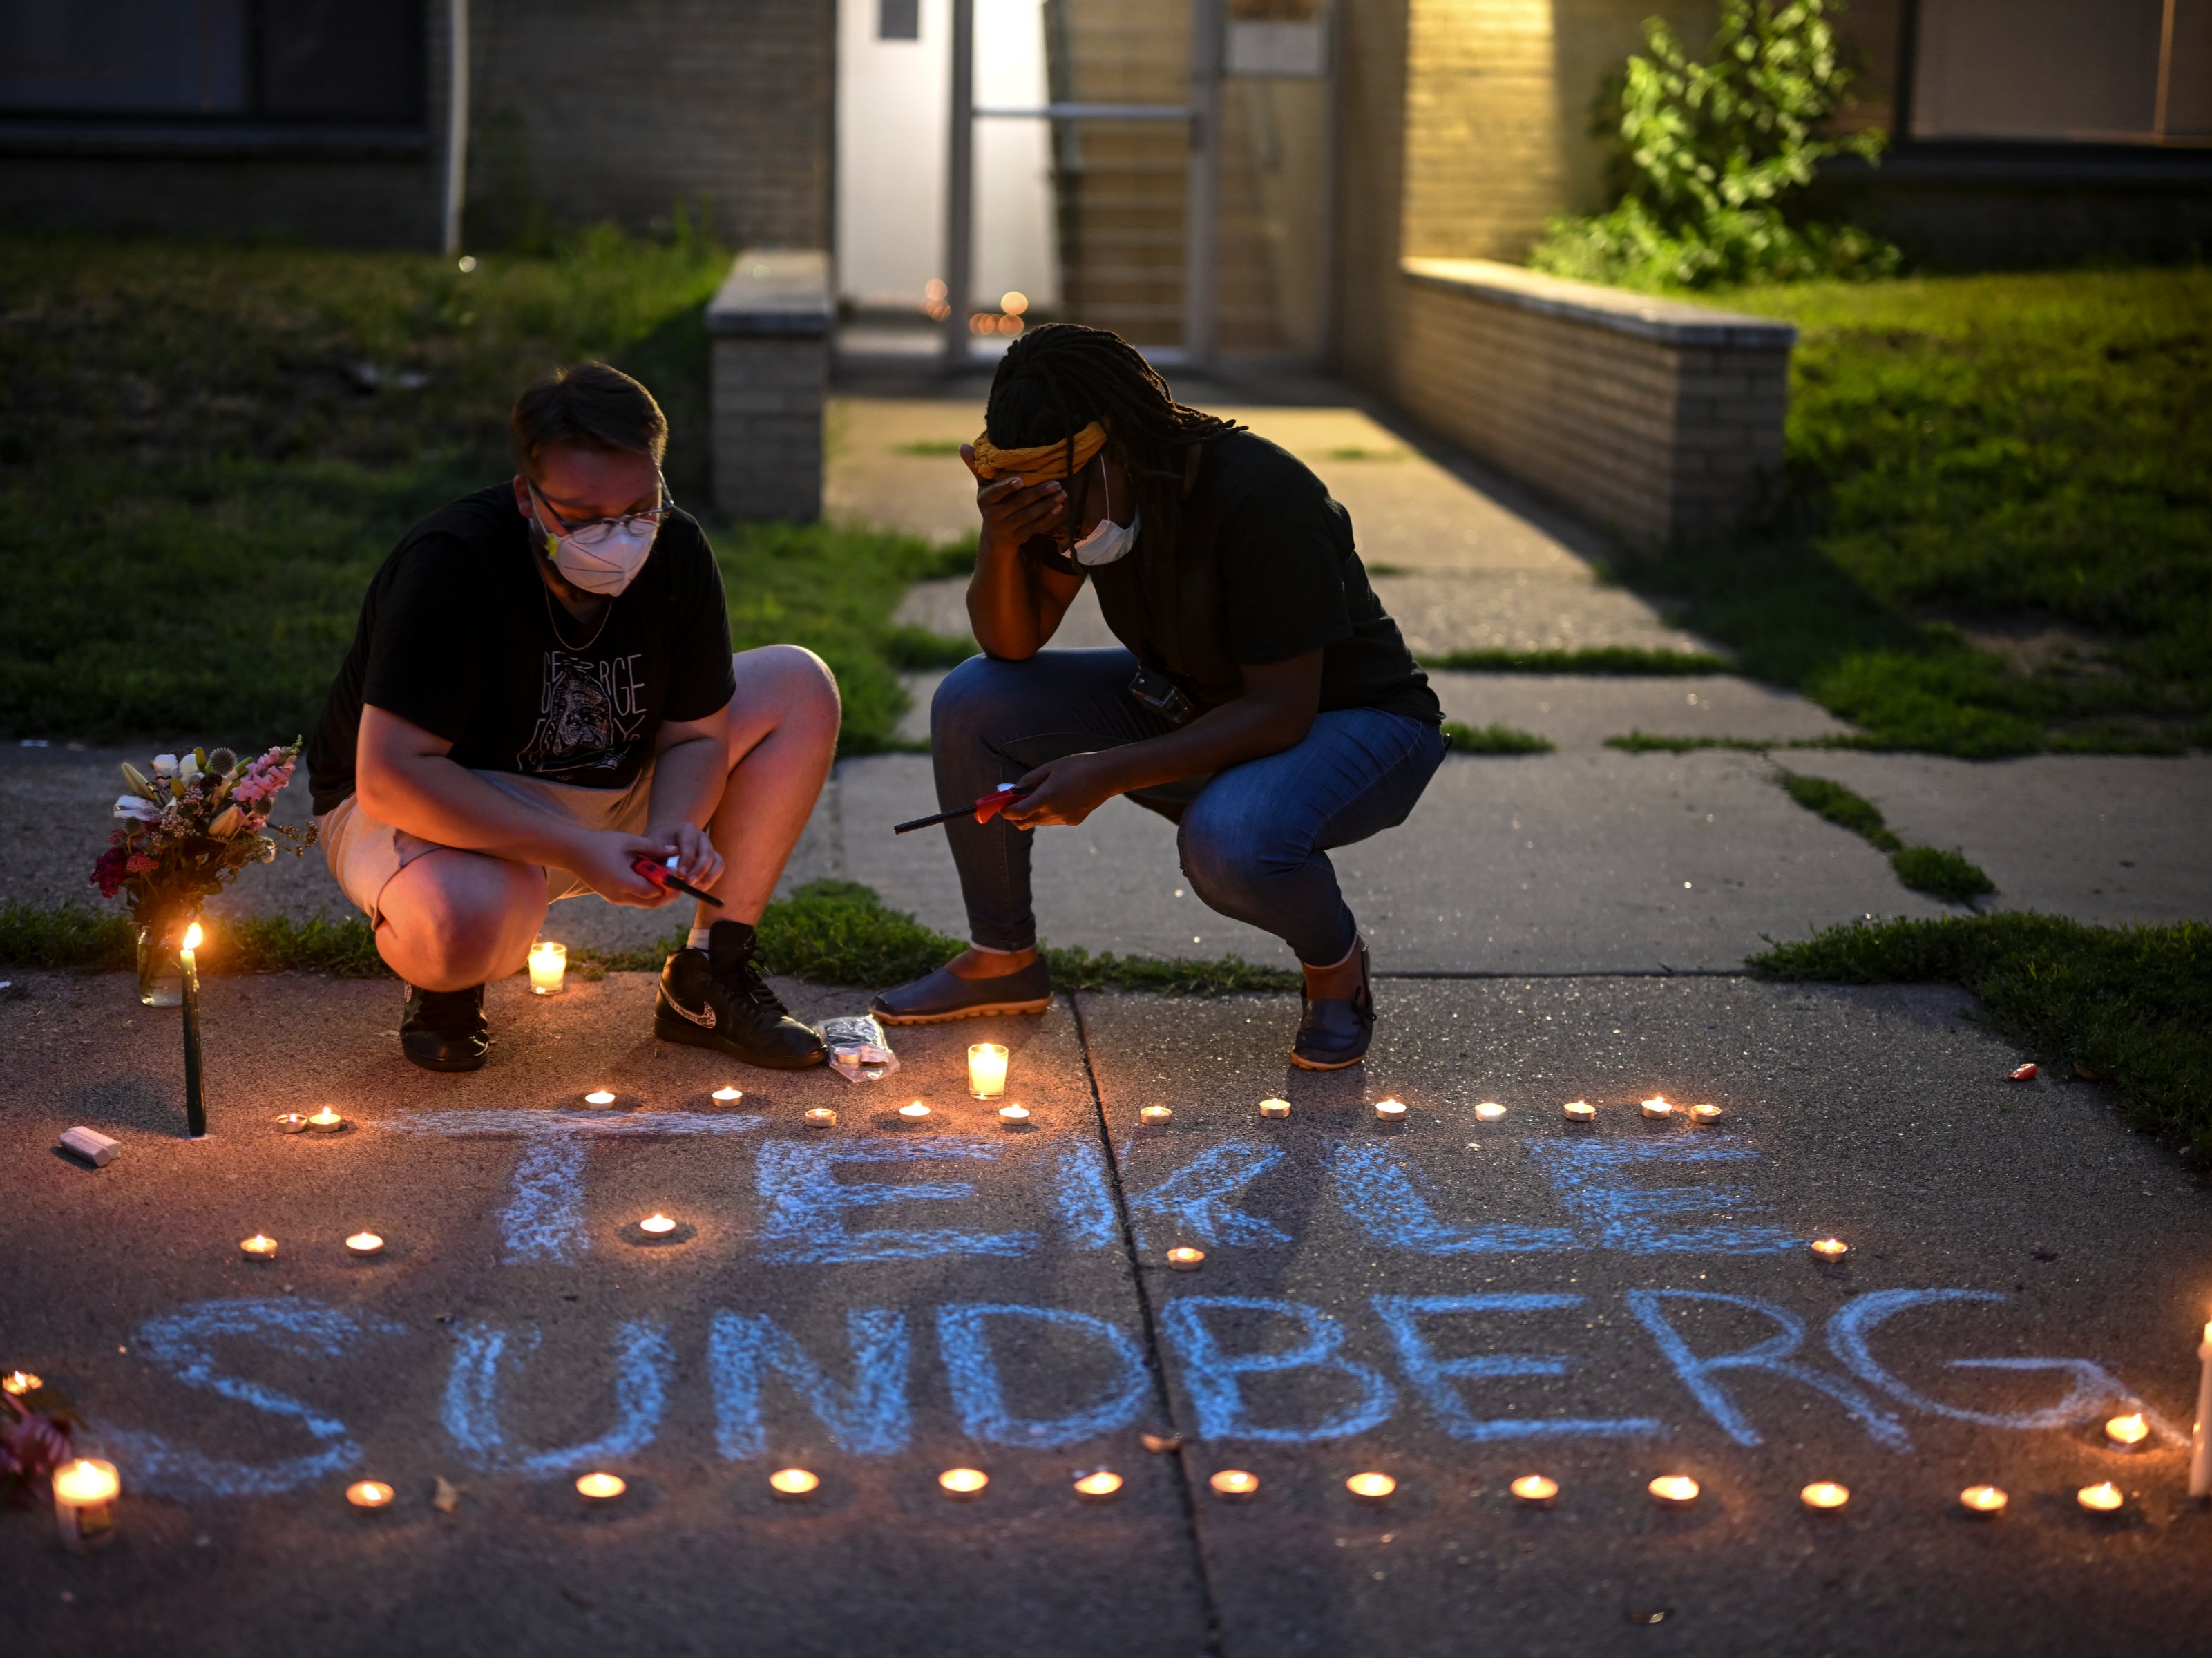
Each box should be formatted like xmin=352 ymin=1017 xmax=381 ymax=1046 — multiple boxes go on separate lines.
xmin=4 ymin=968 xmax=2210 ymax=1657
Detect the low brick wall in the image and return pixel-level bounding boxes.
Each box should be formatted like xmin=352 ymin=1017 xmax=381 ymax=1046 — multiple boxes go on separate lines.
xmin=1393 ymin=258 xmax=1796 ymax=549
xmin=707 ymin=251 xmax=832 ymax=522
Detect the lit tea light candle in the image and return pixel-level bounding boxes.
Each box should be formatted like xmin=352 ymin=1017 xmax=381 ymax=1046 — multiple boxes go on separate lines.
xmin=1641 ymin=1096 xmax=1674 ymax=1121
xmin=346 ymin=1480 xmax=395 ymax=1510
xmin=1141 ymin=1105 xmax=1173 ymax=1126
xmin=711 ymin=1086 xmax=743 ymax=1104
xmin=52 ymin=1458 xmax=120 ymax=1553
xmin=967 ymin=1042 xmax=1009 ymax=1100
xmin=1165 ymin=1247 xmax=1205 ymax=1271
xmin=2 ymin=1371 xmax=41 ymax=1395
xmin=1809 ymin=1237 xmax=1850 ymax=1261
xmin=1259 ymin=1098 xmax=1290 ymax=1119
xmin=1373 ymin=1099 xmax=1408 ymax=1123
xmin=1073 ymin=1470 xmax=1123 ymax=1504
xmin=638 ymin=1213 xmax=677 ymax=1237
xmin=804 ymin=1107 xmax=837 ymax=1127
xmin=1800 ymin=1480 xmax=1850 ymax=1513
xmin=306 ymin=1107 xmax=345 ymax=1134
xmin=274 ymin=1112 xmax=310 ymax=1134
xmin=938 ymin=1467 xmax=989 ymax=1500
xmin=527 ymin=940 xmax=566 ymax=995
xmin=1346 ymin=1471 xmax=1396 ymax=1505
xmin=1690 ymin=1104 xmax=1723 ymax=1125
xmin=2077 ymin=1480 xmax=2124 ymax=1515
xmin=345 ymin=1232 xmax=384 ymax=1257
xmin=998 ymin=1104 xmax=1031 ymax=1125
xmin=2105 ymin=1412 xmax=2150 ymax=1449
xmin=1509 ymin=1474 xmax=1558 ymax=1507
xmin=575 ymin=1471 xmax=626 ymax=1505
xmin=240 ymin=1233 xmax=278 ymax=1261
xmin=1959 ymin=1485 xmax=2008 ymax=1518
xmin=1648 ymin=1475 xmax=1700 ymax=1508
xmin=583 ymin=1089 xmax=616 ymax=1107
xmin=898 ymin=1102 xmax=931 ymax=1121
xmin=1475 ymin=1103 xmax=1506 ymax=1121
xmin=768 ymin=1468 xmax=820 ymax=1502
xmin=1562 ymin=1100 xmax=1595 ymax=1124
xmin=1208 ymin=1469 xmax=1259 ymax=1503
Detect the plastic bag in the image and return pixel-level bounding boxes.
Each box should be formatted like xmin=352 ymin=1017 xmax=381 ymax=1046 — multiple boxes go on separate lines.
xmin=821 ymin=1014 xmax=899 ymax=1083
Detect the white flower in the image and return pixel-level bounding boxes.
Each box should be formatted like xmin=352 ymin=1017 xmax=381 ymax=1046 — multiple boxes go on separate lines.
xmin=151 ymin=754 xmax=178 ymax=774
xmin=176 ymin=754 xmax=202 ymax=782
xmin=113 ymin=794 xmax=160 ymax=820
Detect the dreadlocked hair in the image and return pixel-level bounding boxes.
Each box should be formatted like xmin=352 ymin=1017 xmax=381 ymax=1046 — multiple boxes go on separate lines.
xmin=984 ymin=323 xmax=1241 ymax=549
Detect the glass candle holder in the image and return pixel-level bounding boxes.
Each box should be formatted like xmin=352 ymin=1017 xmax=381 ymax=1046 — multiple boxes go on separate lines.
xmin=967 ymin=1043 xmax=1009 ymax=1100
xmin=528 ymin=940 xmax=566 ymax=995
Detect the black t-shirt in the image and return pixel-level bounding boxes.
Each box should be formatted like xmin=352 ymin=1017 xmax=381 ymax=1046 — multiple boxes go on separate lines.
xmin=1024 ymin=430 xmax=1440 ymax=724
xmin=307 ymin=484 xmax=736 ymax=816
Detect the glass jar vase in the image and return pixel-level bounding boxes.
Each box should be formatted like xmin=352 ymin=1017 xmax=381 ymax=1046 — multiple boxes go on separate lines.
xmin=135 ymin=920 xmax=186 ymax=1007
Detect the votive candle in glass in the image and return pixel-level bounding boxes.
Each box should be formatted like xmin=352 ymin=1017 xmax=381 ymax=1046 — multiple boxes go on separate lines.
xmin=527 ymin=940 xmax=566 ymax=995
xmin=967 ymin=1043 xmax=1009 ymax=1100
xmin=52 ymin=1458 xmax=120 ymax=1552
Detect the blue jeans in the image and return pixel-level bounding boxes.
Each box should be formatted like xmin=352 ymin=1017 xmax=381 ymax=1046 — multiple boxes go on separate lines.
xmin=928 ymin=649 xmax=1447 ymax=964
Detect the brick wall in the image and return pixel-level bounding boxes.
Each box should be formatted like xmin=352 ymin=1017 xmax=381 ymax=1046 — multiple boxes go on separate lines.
xmin=708 ymin=251 xmax=832 ymax=522
xmin=466 ymin=0 xmax=832 ymax=251
xmin=0 ymin=0 xmax=832 ymax=254
xmin=1393 ymin=258 xmax=1792 ymax=549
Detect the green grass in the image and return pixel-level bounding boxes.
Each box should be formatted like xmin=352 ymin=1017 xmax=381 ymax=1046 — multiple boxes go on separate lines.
xmin=1441 ymin=721 xmax=1554 ymax=754
xmin=1605 ymin=732 xmax=1775 ymax=752
xmin=1621 ymin=269 xmax=2212 ymax=757
xmin=1773 ymin=770 xmax=1996 ymax=904
xmin=0 ymin=882 xmax=1298 ymax=995
xmin=0 ymin=229 xmax=971 ymax=756
xmin=1420 ymin=647 xmax=1732 ymax=675
xmin=1749 ymin=913 xmax=2212 ymax=1159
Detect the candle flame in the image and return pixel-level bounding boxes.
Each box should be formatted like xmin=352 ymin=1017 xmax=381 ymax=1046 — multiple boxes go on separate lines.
xmin=1510 ymin=1474 xmax=1558 ymax=1503
xmin=1 ymin=1371 xmax=40 ymax=1395
xmin=1346 ymin=1471 xmax=1396 ymax=1500
xmin=1073 ymin=1470 xmax=1123 ymax=1499
xmin=345 ymin=1232 xmax=383 ymax=1253
xmin=2106 ymin=1411 xmax=2149 ymax=1446
xmin=938 ymin=1467 xmax=989 ymax=1496
xmin=1960 ymin=1485 xmax=2008 ymax=1514
xmin=1648 ymin=1475 xmax=1699 ymax=1503
xmin=769 ymin=1468 xmax=820 ymax=1496
xmin=2077 ymin=1480 xmax=2124 ymax=1512
xmin=1209 ymin=1469 xmax=1259 ymax=1497
xmin=575 ymin=1471 xmax=626 ymax=1500
xmin=181 ymin=922 xmax=203 ymax=952
xmin=1800 ymin=1480 xmax=1849 ymax=1510
xmin=345 ymin=1480 xmax=394 ymax=1508
xmin=899 ymin=1102 xmax=931 ymax=1119
xmin=1474 ymin=1102 xmax=1505 ymax=1120
xmin=1810 ymin=1237 xmax=1849 ymax=1258
xmin=639 ymin=1213 xmax=676 ymax=1235
xmin=584 ymin=1090 xmax=616 ymax=1106
xmin=53 ymin=1459 xmax=120 ymax=1505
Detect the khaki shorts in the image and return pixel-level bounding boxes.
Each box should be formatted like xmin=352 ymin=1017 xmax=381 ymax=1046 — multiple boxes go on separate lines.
xmin=318 ymin=766 xmax=656 ymax=926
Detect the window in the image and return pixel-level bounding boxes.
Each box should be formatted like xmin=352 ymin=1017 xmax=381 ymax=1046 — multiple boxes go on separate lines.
xmin=0 ymin=0 xmax=424 ymax=124
xmin=1910 ymin=0 xmax=2211 ymax=144
xmin=877 ymin=0 xmax=919 ymax=42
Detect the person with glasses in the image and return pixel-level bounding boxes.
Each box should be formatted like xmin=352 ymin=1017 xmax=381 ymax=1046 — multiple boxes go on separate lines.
xmin=305 ymin=361 xmax=836 ymax=1074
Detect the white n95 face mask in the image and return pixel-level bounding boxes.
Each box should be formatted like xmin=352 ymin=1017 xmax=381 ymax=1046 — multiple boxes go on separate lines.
xmin=528 ymin=477 xmax=664 ymax=596
xmin=1070 ymin=464 xmax=1141 ymax=567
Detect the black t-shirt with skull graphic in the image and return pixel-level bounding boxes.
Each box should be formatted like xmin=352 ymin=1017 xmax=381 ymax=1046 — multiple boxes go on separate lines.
xmin=306 ymin=484 xmax=736 ymax=817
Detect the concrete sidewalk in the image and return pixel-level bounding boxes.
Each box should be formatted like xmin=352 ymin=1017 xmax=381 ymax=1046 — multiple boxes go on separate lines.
xmin=6 ymin=966 xmax=2209 ymax=1657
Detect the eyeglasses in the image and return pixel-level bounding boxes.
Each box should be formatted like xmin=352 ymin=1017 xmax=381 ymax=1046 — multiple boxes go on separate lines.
xmin=526 ymin=473 xmax=674 ymax=550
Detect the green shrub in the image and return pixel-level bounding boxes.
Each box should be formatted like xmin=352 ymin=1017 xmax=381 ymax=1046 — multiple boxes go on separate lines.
xmin=1530 ymin=0 xmax=1896 ymax=290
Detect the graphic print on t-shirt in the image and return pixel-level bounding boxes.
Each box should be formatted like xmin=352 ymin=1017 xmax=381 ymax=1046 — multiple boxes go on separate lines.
xmin=517 ymin=649 xmax=651 ymax=779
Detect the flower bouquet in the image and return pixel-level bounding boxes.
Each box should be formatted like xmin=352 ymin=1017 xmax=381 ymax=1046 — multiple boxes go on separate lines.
xmin=92 ymin=742 xmax=316 ymax=1004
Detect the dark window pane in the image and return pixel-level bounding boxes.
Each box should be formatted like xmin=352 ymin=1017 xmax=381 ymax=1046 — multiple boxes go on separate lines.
xmin=879 ymin=0 xmax=919 ymax=42
xmin=1913 ymin=0 xmax=2164 ymax=142
xmin=0 ymin=0 xmax=246 ymax=115
xmin=258 ymin=0 xmax=423 ymax=121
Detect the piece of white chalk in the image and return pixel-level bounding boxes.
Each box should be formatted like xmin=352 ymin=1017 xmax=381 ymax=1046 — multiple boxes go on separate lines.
xmin=59 ymin=1126 xmax=119 ymax=1167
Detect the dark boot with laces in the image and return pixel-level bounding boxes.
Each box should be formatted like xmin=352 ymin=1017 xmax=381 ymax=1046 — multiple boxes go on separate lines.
xmin=655 ymin=919 xmax=828 ymax=1070
xmin=400 ymin=982 xmax=490 ymax=1072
